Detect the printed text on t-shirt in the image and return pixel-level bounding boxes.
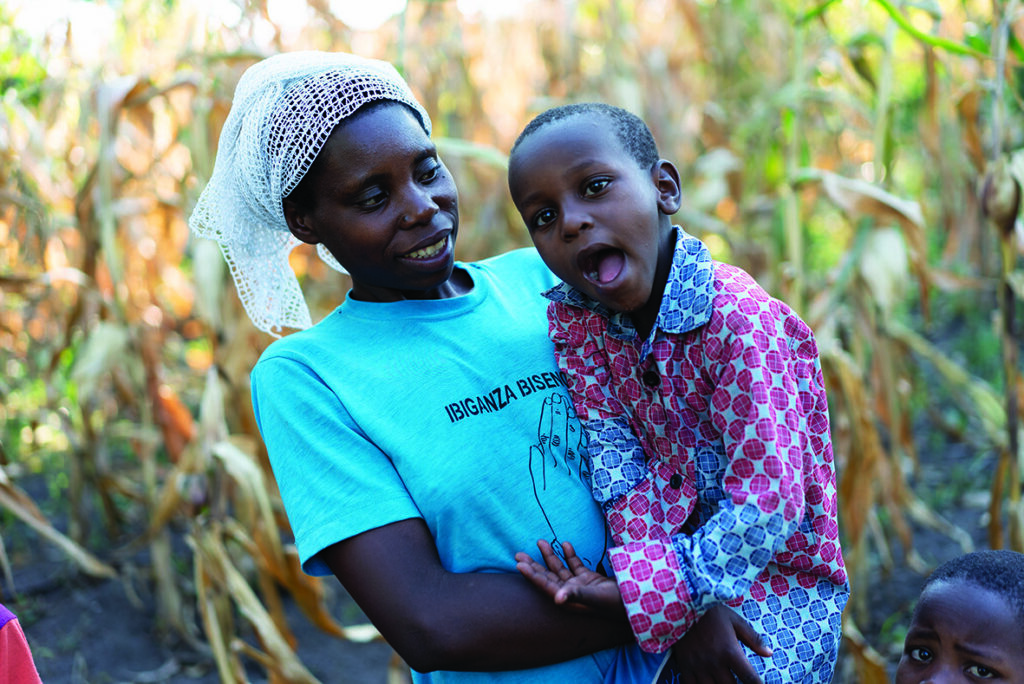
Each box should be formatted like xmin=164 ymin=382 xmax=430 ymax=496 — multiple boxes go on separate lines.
xmin=443 ymin=371 xmax=569 ymax=423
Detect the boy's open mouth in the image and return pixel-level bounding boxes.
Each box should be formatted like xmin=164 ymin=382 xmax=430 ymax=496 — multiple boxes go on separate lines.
xmin=580 ymin=248 xmax=625 ymax=285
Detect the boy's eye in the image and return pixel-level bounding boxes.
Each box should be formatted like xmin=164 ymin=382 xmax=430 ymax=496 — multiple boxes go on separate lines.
xmin=582 ymin=178 xmax=610 ymax=197
xmin=966 ymin=664 xmax=998 ymax=679
xmin=908 ymin=647 xmax=933 ymax=663
xmin=531 ymin=209 xmax=557 ymax=230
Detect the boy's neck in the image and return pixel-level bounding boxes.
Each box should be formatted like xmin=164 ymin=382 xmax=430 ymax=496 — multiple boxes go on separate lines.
xmin=628 ymin=226 xmax=676 ymax=340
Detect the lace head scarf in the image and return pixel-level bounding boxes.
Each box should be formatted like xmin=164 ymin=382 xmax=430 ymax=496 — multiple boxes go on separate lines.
xmin=188 ymin=51 xmax=432 ymax=336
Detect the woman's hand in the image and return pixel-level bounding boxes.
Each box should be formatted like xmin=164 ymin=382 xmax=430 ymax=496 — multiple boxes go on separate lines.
xmin=515 ymin=540 xmax=626 ymax=619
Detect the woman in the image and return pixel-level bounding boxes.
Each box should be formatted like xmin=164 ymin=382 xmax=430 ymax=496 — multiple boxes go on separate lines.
xmin=189 ymin=51 xmax=757 ymax=683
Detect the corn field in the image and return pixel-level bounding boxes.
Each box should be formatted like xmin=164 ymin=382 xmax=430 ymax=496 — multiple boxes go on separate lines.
xmin=1 ymin=0 xmax=1022 ymax=682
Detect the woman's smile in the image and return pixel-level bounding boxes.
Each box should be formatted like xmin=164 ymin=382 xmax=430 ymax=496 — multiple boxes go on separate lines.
xmin=401 ymin=233 xmax=452 ymax=262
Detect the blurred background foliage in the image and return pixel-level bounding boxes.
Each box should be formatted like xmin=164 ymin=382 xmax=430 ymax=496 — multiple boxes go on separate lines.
xmin=0 ymin=0 xmax=1022 ymax=681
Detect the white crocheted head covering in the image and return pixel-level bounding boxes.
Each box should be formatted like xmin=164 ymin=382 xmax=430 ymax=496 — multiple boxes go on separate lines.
xmin=189 ymin=51 xmax=432 ymax=336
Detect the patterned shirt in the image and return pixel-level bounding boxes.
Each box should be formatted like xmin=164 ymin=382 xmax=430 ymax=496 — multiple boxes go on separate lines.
xmin=544 ymin=230 xmax=848 ymax=674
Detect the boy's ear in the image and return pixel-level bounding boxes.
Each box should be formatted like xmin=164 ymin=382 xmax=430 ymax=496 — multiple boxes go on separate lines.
xmin=282 ymin=198 xmax=320 ymax=245
xmin=652 ymin=160 xmax=682 ymax=215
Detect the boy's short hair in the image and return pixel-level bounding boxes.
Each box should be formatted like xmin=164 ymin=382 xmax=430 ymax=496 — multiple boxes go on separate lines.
xmin=923 ymin=549 xmax=1024 ymax=622
xmin=511 ymin=102 xmax=659 ymax=170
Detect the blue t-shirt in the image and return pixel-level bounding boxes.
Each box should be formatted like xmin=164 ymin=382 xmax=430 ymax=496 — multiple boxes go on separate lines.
xmin=251 ymin=249 xmax=640 ymax=683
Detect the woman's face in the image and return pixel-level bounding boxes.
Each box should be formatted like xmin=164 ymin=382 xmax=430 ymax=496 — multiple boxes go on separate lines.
xmin=284 ymin=103 xmax=462 ymax=302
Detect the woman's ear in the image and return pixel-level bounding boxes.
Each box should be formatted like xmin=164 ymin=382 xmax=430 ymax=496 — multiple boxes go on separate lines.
xmin=282 ymin=198 xmax=320 ymax=245
xmin=652 ymin=160 xmax=682 ymax=215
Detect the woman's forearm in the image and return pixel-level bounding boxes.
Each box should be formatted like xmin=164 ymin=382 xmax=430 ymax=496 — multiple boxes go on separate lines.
xmin=321 ymin=519 xmax=633 ymax=673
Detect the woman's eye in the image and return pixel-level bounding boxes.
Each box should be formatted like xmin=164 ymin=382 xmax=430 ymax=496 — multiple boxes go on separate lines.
xmin=966 ymin=664 xmax=998 ymax=679
xmin=532 ymin=209 xmax=557 ymax=230
xmin=908 ymin=647 xmax=933 ymax=663
xmin=419 ymin=162 xmax=440 ymax=183
xmin=355 ymin=190 xmax=386 ymax=209
xmin=582 ymin=178 xmax=610 ymax=197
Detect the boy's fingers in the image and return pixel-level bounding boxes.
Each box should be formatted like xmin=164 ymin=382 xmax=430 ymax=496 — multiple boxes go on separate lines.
xmin=561 ymin=541 xmax=587 ymax=573
xmin=727 ymin=649 xmax=764 ymax=684
xmin=536 ymin=539 xmax=574 ymax=578
xmin=732 ymin=614 xmax=773 ymax=658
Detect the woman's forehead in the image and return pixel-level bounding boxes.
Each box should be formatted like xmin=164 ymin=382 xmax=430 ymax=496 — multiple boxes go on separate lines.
xmin=319 ymin=105 xmax=434 ymax=176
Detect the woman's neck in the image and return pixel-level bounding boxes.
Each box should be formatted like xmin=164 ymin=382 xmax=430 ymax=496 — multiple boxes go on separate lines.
xmin=349 ymin=265 xmax=474 ymax=303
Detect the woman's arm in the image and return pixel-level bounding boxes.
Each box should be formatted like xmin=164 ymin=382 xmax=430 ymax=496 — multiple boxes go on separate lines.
xmin=321 ymin=518 xmax=633 ymax=673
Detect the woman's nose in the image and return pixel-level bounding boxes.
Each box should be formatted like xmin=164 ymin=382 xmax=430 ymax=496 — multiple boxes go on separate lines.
xmin=400 ymin=188 xmax=439 ymax=228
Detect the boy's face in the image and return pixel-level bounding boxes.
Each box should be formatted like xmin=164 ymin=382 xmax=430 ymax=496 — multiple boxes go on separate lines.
xmin=508 ymin=113 xmax=680 ymax=314
xmin=896 ymin=578 xmax=1024 ymax=683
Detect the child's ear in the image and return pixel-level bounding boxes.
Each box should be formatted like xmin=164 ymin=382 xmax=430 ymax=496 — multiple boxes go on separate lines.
xmin=652 ymin=160 xmax=682 ymax=215
xmin=283 ymin=198 xmax=320 ymax=245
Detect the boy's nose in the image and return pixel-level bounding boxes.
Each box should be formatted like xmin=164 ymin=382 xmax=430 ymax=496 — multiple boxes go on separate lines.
xmin=918 ymin=668 xmax=958 ymax=684
xmin=560 ymin=203 xmax=592 ymax=240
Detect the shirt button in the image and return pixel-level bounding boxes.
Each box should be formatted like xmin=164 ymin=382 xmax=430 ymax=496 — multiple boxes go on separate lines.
xmin=669 ymin=474 xmax=683 ymax=489
xmin=642 ymin=369 xmax=660 ymax=387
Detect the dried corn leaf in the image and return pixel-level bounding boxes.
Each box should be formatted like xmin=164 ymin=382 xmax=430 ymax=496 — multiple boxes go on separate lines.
xmin=857 ymin=227 xmax=909 ymax=313
xmin=71 ymin=321 xmax=131 ymax=400
xmin=1008 ymin=270 xmax=1024 ymax=300
xmin=344 ymin=622 xmax=384 ymax=644
xmin=200 ymin=527 xmax=320 ymax=683
xmin=887 ymin=320 xmax=1006 ymax=447
xmin=841 ymin=619 xmax=891 ymax=684
xmin=0 ymin=535 xmax=12 ymax=596
xmin=213 ymin=440 xmax=284 ymax=567
xmin=813 ymin=172 xmax=925 ymax=231
xmin=281 ymin=546 xmax=351 ymax=640
xmin=388 ymin=650 xmax=412 ymax=684
xmin=153 ymin=383 xmax=196 ymax=463
xmin=223 ymin=518 xmax=346 ymax=641
xmin=435 ymin=137 xmax=508 ymax=170
xmin=812 ymin=169 xmax=932 ymax=315
xmin=193 ymin=536 xmax=247 ymax=684
xmin=0 ymin=480 xmax=116 ymax=579
xmin=192 ymin=238 xmax=227 ymax=327
xmin=821 ymin=348 xmax=886 ymax=550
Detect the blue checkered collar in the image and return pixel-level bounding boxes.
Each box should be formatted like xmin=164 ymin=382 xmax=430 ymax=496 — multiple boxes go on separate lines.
xmin=542 ymin=228 xmax=716 ymax=344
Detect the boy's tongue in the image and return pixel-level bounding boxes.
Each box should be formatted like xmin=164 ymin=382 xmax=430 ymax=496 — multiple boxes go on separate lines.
xmin=594 ymin=250 xmax=625 ymax=284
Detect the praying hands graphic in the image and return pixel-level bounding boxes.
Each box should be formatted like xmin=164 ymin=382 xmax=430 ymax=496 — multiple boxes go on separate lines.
xmin=529 ymin=393 xmax=591 ymax=564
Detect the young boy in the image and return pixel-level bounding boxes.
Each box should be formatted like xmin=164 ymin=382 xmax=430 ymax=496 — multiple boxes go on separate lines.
xmin=508 ymin=103 xmax=849 ymax=683
xmin=896 ymin=549 xmax=1024 ymax=683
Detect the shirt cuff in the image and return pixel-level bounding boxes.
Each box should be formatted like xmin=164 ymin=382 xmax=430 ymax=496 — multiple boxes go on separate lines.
xmin=609 ymin=541 xmax=698 ymax=653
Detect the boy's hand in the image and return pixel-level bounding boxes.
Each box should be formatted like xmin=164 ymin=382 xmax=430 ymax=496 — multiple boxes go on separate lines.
xmin=670 ymin=604 xmax=773 ymax=684
xmin=514 ymin=540 xmax=626 ymax=619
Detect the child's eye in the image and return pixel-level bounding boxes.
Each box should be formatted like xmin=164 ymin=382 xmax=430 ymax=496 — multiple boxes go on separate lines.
xmin=966 ymin=664 xmax=998 ymax=679
xmin=908 ymin=647 xmax=933 ymax=663
xmin=582 ymin=178 xmax=610 ymax=197
xmin=531 ymin=209 xmax=557 ymax=231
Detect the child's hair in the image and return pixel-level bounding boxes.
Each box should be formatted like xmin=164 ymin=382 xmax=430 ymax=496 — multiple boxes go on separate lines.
xmin=510 ymin=102 xmax=659 ymax=170
xmin=920 ymin=549 xmax=1024 ymax=622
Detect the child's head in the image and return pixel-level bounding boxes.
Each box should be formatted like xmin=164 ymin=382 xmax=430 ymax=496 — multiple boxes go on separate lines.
xmin=508 ymin=103 xmax=682 ymax=318
xmin=896 ymin=549 xmax=1024 ymax=683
